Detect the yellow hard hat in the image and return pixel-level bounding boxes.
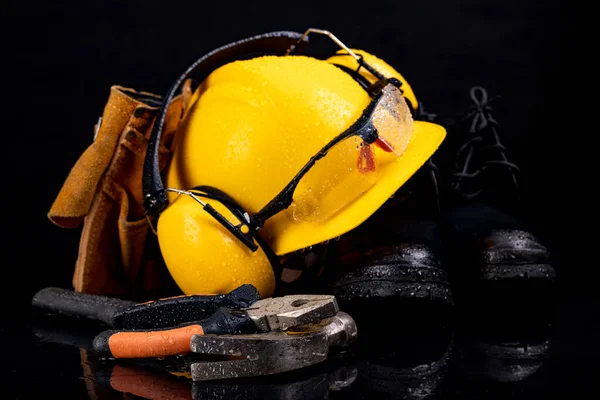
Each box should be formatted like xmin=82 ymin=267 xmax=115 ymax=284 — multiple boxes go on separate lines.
xmin=142 ymin=30 xmax=446 ymax=298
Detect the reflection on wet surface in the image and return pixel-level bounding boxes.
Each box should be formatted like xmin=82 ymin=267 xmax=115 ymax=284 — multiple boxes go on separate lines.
xmin=4 ymin=286 xmax=556 ymax=400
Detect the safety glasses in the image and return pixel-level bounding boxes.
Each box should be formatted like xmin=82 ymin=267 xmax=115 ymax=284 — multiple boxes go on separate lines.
xmin=143 ymin=29 xmax=413 ymax=251
xmin=250 ymin=77 xmax=413 ymax=229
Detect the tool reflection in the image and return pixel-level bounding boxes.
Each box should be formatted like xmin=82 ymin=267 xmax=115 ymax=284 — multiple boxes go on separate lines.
xmin=441 ymin=280 xmax=556 ymax=398
xmin=31 ymin=280 xmax=554 ymax=400
xmin=32 ymin=308 xmax=453 ymax=399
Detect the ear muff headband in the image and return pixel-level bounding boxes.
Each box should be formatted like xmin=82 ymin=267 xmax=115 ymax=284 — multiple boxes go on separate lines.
xmin=142 ymin=31 xmax=309 ymax=217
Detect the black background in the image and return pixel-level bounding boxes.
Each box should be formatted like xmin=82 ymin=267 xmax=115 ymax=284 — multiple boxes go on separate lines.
xmin=3 ymin=0 xmax=588 ymax=398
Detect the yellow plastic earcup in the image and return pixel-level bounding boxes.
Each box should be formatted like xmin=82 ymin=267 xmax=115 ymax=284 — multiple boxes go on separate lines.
xmin=157 ymin=194 xmax=276 ymax=297
xmin=158 ymin=51 xmax=446 ymax=296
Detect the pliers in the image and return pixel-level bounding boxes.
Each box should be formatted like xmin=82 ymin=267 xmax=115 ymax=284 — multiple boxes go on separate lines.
xmin=32 ymin=285 xmax=356 ymax=380
xmin=32 ymin=284 xmax=261 ymax=330
xmin=91 ymin=293 xmax=339 ymax=359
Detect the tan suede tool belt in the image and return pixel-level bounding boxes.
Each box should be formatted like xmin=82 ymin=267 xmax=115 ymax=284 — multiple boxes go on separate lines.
xmin=47 ymin=85 xmax=190 ymax=299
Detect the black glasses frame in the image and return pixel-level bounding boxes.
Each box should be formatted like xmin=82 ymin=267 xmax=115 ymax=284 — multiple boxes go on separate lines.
xmin=142 ymin=29 xmax=402 ymax=251
xmin=249 ymin=77 xmax=401 ymax=231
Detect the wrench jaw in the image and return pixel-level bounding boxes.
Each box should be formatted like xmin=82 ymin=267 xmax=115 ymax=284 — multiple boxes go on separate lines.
xmin=274 ymin=299 xmax=340 ymax=331
xmin=247 ymin=295 xmax=339 ymax=332
xmin=190 ymin=332 xmax=329 ymax=381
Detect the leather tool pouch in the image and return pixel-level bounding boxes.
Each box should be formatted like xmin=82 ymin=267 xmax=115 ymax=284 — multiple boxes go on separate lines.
xmin=47 ymin=85 xmax=188 ymax=300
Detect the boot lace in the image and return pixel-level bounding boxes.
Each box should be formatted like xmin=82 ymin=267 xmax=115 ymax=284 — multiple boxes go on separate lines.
xmin=453 ymin=86 xmax=520 ymax=200
xmin=414 ymin=101 xmax=438 ymax=123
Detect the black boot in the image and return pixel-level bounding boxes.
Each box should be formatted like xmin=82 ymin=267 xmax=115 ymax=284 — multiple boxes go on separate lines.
xmin=324 ymin=101 xmax=453 ymax=320
xmin=441 ymin=86 xmax=557 ymax=308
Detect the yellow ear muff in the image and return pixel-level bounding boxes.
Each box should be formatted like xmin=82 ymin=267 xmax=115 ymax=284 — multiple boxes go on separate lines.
xmin=157 ymin=194 xmax=276 ymax=297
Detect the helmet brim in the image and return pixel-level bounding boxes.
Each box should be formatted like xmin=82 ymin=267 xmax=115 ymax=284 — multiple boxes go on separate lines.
xmin=263 ymin=120 xmax=446 ymax=255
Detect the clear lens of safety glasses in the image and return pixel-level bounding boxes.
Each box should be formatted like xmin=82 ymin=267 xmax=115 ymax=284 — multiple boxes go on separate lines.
xmin=286 ymin=84 xmax=413 ymax=223
xmin=371 ymin=84 xmax=414 ymax=156
xmin=287 ymin=135 xmax=379 ymax=223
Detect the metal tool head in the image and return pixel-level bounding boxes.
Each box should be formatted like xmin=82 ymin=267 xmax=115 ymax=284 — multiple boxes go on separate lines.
xmin=245 ymin=294 xmax=339 ymax=332
xmin=190 ymin=311 xmax=357 ymax=381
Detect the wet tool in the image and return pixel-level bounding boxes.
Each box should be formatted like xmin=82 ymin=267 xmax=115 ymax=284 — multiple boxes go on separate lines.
xmin=190 ymin=311 xmax=357 ymax=381
xmin=31 ymin=284 xmax=260 ymax=330
xmin=92 ymin=294 xmax=339 ymax=359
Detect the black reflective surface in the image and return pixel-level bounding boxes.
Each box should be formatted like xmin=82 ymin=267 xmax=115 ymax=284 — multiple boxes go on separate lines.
xmin=2 ymin=284 xmax=588 ymax=399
